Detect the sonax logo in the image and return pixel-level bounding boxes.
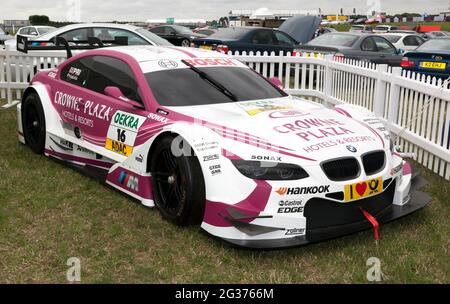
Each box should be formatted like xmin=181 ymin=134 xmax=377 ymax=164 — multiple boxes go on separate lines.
xmin=118 ymin=171 xmax=139 ymax=192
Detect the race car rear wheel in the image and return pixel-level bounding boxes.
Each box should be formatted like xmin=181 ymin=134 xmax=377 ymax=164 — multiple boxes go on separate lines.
xmin=22 ymin=92 xmax=46 ymax=154
xmin=150 ymin=135 xmax=205 ymax=226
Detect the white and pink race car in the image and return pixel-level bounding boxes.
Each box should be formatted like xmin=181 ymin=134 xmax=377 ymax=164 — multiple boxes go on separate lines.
xmin=17 ymin=44 xmax=430 ymax=248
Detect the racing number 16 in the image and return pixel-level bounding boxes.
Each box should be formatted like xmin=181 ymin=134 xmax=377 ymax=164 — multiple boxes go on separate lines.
xmin=117 ymin=129 xmax=126 ymax=143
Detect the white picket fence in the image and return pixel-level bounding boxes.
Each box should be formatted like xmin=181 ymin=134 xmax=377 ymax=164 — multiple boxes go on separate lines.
xmin=1 ymin=49 xmax=449 ymax=180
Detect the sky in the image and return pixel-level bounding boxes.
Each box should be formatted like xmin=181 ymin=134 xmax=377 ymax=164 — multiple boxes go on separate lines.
xmin=0 ymin=0 xmax=449 ymax=22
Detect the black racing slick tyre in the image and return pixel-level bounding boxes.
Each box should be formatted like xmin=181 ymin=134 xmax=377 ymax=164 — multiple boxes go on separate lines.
xmin=151 ymin=135 xmax=206 ymax=226
xmin=22 ymin=92 xmax=46 ymax=154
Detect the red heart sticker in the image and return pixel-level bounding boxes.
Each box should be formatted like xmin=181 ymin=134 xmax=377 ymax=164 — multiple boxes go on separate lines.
xmin=355 ymin=182 xmax=367 ymax=196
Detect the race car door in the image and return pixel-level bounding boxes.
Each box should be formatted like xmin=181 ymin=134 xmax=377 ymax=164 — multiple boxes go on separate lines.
xmin=53 ymin=54 xmax=148 ymax=157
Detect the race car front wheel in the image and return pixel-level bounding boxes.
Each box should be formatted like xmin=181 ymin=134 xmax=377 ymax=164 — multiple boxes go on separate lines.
xmin=22 ymin=92 xmax=46 ymax=154
xmin=150 ymin=135 xmax=205 ymax=226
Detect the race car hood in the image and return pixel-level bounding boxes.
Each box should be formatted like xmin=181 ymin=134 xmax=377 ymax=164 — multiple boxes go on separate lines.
xmin=169 ymin=97 xmax=388 ymax=162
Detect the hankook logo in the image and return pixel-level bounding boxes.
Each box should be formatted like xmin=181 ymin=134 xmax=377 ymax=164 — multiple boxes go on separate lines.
xmin=275 ymin=185 xmax=330 ymax=196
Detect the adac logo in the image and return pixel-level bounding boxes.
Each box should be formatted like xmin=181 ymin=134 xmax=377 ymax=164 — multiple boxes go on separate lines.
xmin=276 ymin=187 xmax=288 ymax=195
xmin=118 ymin=171 xmax=139 ymax=191
xmin=346 ymin=145 xmax=357 ymax=153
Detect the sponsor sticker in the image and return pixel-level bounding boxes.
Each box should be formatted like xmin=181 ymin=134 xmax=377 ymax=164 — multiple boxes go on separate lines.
xmin=276 ymin=185 xmax=330 ymax=196
xmin=209 ymin=164 xmax=222 ymax=176
xmin=278 ymin=206 xmax=304 ymax=213
xmin=269 ymin=110 xmax=309 ymax=119
xmin=158 ymin=59 xmax=178 ymax=69
xmin=390 ymin=163 xmax=403 ymax=176
xmin=285 ymin=228 xmax=305 ymax=236
xmin=344 ymin=177 xmax=383 ymax=202
xmin=118 ymin=171 xmax=139 ymax=191
xmin=203 ymin=154 xmax=219 ymax=162
xmin=183 ymin=58 xmax=237 ymax=67
xmin=275 ymin=185 xmax=330 ymax=196
xmin=237 ymin=100 xmax=292 ymax=116
xmin=105 ymin=111 xmax=146 ymax=156
xmin=251 ymin=155 xmax=282 ymax=162
xmin=105 ymin=138 xmax=134 ymax=156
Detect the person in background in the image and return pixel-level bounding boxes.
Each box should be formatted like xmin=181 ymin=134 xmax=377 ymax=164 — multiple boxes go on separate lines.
xmin=315 ymin=24 xmax=325 ymax=37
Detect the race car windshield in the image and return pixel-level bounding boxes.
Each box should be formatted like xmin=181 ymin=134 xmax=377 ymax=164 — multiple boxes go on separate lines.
xmin=145 ymin=67 xmax=286 ymax=106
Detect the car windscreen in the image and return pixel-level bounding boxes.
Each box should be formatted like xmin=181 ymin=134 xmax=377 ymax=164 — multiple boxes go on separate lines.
xmin=416 ymin=39 xmax=450 ymax=51
xmin=172 ymin=25 xmax=195 ymax=34
xmin=136 ymin=28 xmax=173 ymax=46
xmin=375 ymin=26 xmax=389 ymax=30
xmin=208 ymin=28 xmax=250 ymax=39
xmin=382 ymin=35 xmax=401 ymax=43
xmin=307 ymin=33 xmax=359 ymax=47
xmin=145 ymin=67 xmax=285 ymax=106
xmin=37 ymin=27 xmax=55 ymax=35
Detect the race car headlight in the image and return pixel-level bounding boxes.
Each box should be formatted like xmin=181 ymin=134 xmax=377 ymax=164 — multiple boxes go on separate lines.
xmin=231 ymin=160 xmax=309 ymax=180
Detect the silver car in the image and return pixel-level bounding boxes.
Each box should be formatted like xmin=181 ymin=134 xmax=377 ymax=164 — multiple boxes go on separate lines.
xmin=5 ymin=23 xmax=172 ymax=50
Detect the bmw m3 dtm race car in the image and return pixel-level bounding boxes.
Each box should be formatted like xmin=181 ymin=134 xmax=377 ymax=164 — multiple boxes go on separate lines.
xmin=17 ymin=42 xmax=430 ymax=248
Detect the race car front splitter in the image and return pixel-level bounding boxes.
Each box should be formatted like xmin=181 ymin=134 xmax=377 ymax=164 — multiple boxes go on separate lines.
xmin=220 ymin=171 xmax=431 ymax=249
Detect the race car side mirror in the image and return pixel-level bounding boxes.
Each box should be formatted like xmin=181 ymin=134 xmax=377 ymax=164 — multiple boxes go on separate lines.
xmin=104 ymin=86 xmax=144 ymax=109
xmin=269 ymin=77 xmax=283 ymax=89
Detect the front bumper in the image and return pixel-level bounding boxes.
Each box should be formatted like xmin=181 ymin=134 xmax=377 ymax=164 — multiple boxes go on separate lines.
xmin=218 ymin=170 xmax=431 ymax=249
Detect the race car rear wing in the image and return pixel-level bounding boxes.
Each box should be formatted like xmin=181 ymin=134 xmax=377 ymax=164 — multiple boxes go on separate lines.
xmin=16 ymin=35 xmax=129 ymax=58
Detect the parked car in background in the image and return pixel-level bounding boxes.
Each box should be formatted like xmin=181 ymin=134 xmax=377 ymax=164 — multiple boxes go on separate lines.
xmin=380 ymin=33 xmax=425 ymax=52
xmin=401 ymin=37 xmax=450 ymax=79
xmin=389 ymin=30 xmax=418 ymax=34
xmin=353 ymin=18 xmax=367 ymax=24
xmin=322 ymin=27 xmax=337 ymax=34
xmin=5 ymin=23 xmax=172 ymax=50
xmin=193 ymin=27 xmax=220 ymax=36
xmin=192 ymin=16 xmax=320 ymax=54
xmin=349 ymin=25 xmax=373 ymax=33
xmin=0 ymin=28 xmax=13 ymax=45
xmin=149 ymin=25 xmax=206 ymax=47
xmin=297 ymin=32 xmax=403 ymax=66
xmin=192 ymin=27 xmax=299 ymax=54
xmin=15 ymin=26 xmax=56 ymax=38
xmin=372 ymin=25 xmax=400 ymax=33
xmin=422 ymin=31 xmax=450 ymax=40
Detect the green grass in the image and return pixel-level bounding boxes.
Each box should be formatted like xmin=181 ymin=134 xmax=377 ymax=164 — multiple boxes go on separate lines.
xmin=330 ymin=22 xmax=450 ymax=32
xmin=0 ymin=103 xmax=449 ymax=283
